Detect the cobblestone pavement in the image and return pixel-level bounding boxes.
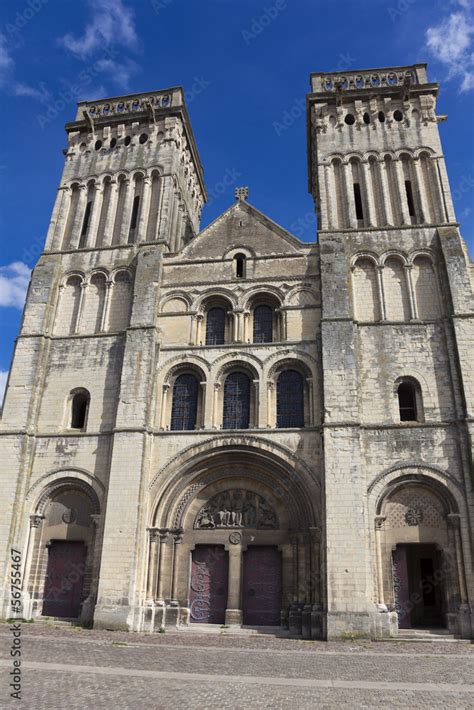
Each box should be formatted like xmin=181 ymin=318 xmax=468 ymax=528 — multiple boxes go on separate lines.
xmin=0 ymin=624 xmax=473 ymax=709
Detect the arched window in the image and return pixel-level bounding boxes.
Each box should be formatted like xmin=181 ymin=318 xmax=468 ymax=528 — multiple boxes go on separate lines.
xmin=397 ymin=380 xmax=420 ymax=422
xmin=253 ymin=305 xmax=273 ymax=343
xmin=223 ymin=372 xmax=251 ymax=429
xmin=234 ymin=254 xmax=246 ymax=278
xmin=277 ymin=370 xmax=305 ymax=428
xmin=70 ymin=390 xmax=90 ymax=430
xmin=206 ymin=307 xmax=226 ymax=345
xmin=170 ymin=374 xmax=199 ymax=430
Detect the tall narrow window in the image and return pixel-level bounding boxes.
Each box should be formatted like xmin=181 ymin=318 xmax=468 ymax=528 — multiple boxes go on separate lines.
xmin=253 ymin=305 xmax=273 ymax=343
xmin=223 ymin=372 xmax=251 ymax=429
xmin=353 ymin=183 xmax=364 ymax=221
xmin=70 ymin=390 xmax=90 ymax=430
xmin=205 ymin=307 xmax=226 ymax=345
xmin=234 ymin=254 xmax=246 ymax=278
xmin=405 ymin=180 xmax=416 ymax=217
xmin=170 ymin=374 xmax=199 ymax=430
xmin=397 ymin=381 xmax=418 ymax=421
xmin=128 ymin=195 xmax=140 ymax=244
xmin=79 ymin=200 xmax=92 ymax=248
xmin=277 ymin=370 xmax=305 ymax=428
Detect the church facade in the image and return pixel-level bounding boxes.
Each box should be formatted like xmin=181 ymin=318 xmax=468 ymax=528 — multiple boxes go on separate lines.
xmin=1 ymin=64 xmax=473 ymax=640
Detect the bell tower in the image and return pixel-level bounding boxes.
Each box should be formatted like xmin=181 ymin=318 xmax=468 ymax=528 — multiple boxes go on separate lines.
xmin=307 ymin=64 xmax=456 ymax=232
xmin=44 ymin=88 xmax=206 ymax=255
xmin=307 ymin=65 xmax=474 ymax=640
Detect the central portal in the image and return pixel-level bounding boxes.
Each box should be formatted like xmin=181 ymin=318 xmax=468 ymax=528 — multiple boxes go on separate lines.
xmin=242 ymin=546 xmax=282 ymax=625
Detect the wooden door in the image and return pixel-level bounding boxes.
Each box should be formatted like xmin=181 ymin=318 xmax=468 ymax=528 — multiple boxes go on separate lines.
xmin=42 ymin=541 xmax=86 ymax=618
xmin=189 ymin=546 xmax=228 ymax=624
xmin=242 ymin=546 xmax=281 ymax=626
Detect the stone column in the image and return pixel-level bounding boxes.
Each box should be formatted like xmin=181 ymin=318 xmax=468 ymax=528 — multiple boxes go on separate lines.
xmin=156 ymin=530 xmax=170 ymax=601
xmin=225 ymin=540 xmax=243 ymax=625
xmin=243 ymin=311 xmax=250 ymax=342
xmin=324 ymin=163 xmax=336 ymax=230
xmin=85 ymin=183 xmax=104 ymax=248
xmin=199 ymin=382 xmax=206 ymax=428
xmin=378 ymin=159 xmax=394 ymax=226
xmin=374 ymin=516 xmax=386 ymax=606
xmin=137 ymin=176 xmax=152 ymax=243
xmin=343 ymin=162 xmax=358 ymax=228
xmin=160 ymin=383 xmax=170 ymax=430
xmin=394 ymin=159 xmax=411 ymax=224
xmin=119 ymin=179 xmax=134 ymax=245
xmin=253 ymin=379 xmax=260 ymax=428
xmin=170 ymin=530 xmax=184 ymax=603
xmin=46 ymin=187 xmax=68 ymax=250
xmin=70 ymin=184 xmax=88 ymax=249
xmin=102 ymin=180 xmax=119 ymax=247
xmin=195 ymin=313 xmax=204 ymax=345
xmin=434 ymin=157 xmax=455 ymax=222
xmin=146 ymin=530 xmax=160 ymax=600
xmin=100 ymin=280 xmax=113 ymax=332
xmin=213 ymin=383 xmax=221 ymax=428
xmin=376 ymin=266 xmax=386 ymax=321
xmin=447 ymin=514 xmax=468 ymax=606
xmin=412 ymin=158 xmax=430 ymax=224
xmin=306 ymin=377 xmax=314 ymax=426
xmin=361 ymin=161 xmax=377 ymax=227
xmin=267 ymin=381 xmax=274 ymax=428
xmin=74 ymin=282 xmax=87 ymax=334
xmin=404 ymin=264 xmax=418 ymax=320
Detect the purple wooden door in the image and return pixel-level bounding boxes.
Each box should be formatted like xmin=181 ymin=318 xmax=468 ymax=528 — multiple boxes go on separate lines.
xmin=43 ymin=541 xmax=86 ymax=618
xmin=189 ymin=546 xmax=228 ymax=624
xmin=392 ymin=545 xmax=411 ymax=629
xmin=243 ymin=546 xmax=282 ymax=626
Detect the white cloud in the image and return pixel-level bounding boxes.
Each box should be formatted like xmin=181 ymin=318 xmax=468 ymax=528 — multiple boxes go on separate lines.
xmin=60 ymin=0 xmax=138 ymax=59
xmin=0 ymin=262 xmax=30 ymax=309
xmin=0 ymin=370 xmax=8 ymax=407
xmin=95 ymin=57 xmax=139 ymax=90
xmin=0 ymin=32 xmax=14 ymax=86
xmin=426 ymin=5 xmax=474 ymax=92
xmin=0 ymin=32 xmax=50 ymax=101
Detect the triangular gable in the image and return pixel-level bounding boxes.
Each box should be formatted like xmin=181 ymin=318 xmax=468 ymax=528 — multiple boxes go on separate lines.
xmin=180 ymin=200 xmax=307 ymax=259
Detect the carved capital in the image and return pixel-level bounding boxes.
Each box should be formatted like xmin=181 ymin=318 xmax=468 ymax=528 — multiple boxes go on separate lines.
xmin=30 ymin=515 xmax=44 ymax=528
xmin=374 ymin=515 xmax=386 ymax=531
xmin=447 ymin=513 xmax=461 ymax=530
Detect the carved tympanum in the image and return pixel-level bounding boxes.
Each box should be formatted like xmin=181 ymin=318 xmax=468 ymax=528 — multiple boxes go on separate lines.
xmin=194 ymin=489 xmax=278 ymax=530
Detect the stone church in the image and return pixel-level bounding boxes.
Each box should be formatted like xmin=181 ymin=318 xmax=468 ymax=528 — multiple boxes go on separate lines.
xmin=1 ymin=64 xmax=473 ymax=640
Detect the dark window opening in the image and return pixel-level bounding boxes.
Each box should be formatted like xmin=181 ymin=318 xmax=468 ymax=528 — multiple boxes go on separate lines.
xmin=345 ymin=113 xmax=355 ymax=125
xmin=398 ymin=381 xmax=418 ymax=421
xmin=71 ymin=391 xmax=89 ymax=430
xmin=277 ymin=370 xmax=305 ymax=428
xmin=124 ymin=136 xmax=131 ymax=146
xmin=405 ymin=180 xmax=416 ymax=217
xmin=110 ymin=138 xmax=117 ymax=148
xmin=363 ymin=112 xmax=370 ymax=124
xmin=128 ymin=195 xmax=140 ymax=244
xmin=79 ymin=200 xmax=92 ymax=247
xmin=394 ymin=109 xmax=403 ymax=122
xmin=378 ymin=111 xmax=385 ymax=123
xmin=353 ymin=182 xmax=364 ymax=221
xmin=170 ymin=374 xmax=199 ymax=430
xmin=205 ymin=307 xmax=226 ymax=345
xmin=253 ymin=305 xmax=273 ymax=343
xmin=223 ymin=371 xmax=251 ymax=429
xmin=234 ymin=254 xmax=246 ymax=278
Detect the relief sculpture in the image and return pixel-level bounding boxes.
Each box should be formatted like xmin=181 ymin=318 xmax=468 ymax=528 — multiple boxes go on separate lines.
xmin=194 ymin=489 xmax=278 ymax=530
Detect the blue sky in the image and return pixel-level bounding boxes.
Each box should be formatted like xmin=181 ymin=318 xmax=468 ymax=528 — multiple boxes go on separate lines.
xmin=1 ymin=0 xmax=474 ymax=397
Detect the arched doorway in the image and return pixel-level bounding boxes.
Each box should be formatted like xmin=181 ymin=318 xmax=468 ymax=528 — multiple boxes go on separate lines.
xmin=146 ymin=442 xmax=321 ymax=635
xmin=374 ymin=475 xmax=469 ymax=636
xmin=25 ymin=479 xmax=101 ymax=625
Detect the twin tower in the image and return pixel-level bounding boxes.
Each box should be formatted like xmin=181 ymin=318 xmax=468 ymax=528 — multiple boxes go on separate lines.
xmin=1 ymin=65 xmax=473 ymax=640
